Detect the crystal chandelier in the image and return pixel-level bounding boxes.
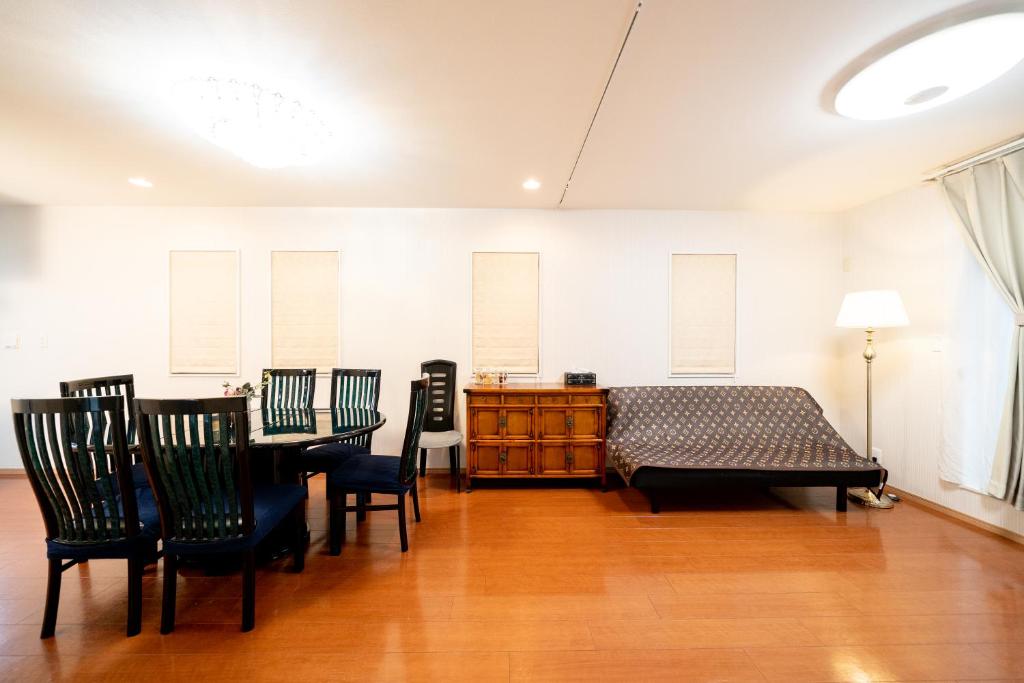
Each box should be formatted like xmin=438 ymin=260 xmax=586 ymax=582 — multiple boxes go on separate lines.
xmin=173 ymin=78 xmax=331 ymax=169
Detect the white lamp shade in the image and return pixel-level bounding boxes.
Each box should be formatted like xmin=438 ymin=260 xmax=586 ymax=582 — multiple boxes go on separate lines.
xmin=835 ymin=290 xmax=909 ymax=329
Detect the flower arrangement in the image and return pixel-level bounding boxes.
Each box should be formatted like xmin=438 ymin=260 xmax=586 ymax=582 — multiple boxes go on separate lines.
xmin=222 ymin=371 xmax=271 ymax=399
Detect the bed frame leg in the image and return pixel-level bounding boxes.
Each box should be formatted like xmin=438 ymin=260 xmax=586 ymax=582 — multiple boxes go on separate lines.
xmin=836 ymin=486 xmax=847 ymax=512
xmin=648 ymin=490 xmax=660 ymax=514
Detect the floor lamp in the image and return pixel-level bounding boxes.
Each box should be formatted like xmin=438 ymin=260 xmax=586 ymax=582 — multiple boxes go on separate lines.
xmin=836 ymin=290 xmax=909 ymax=509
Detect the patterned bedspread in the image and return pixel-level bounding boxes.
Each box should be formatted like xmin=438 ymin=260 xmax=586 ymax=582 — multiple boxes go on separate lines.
xmin=606 ymin=386 xmax=879 ymax=485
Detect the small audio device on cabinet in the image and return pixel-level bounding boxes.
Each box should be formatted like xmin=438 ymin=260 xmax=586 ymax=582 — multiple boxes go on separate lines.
xmin=564 ymin=371 xmax=597 ymax=386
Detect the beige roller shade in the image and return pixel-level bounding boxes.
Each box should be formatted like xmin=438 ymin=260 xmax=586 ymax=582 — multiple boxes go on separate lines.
xmin=271 ymin=251 xmax=340 ymax=372
xmin=169 ymin=250 xmax=239 ymax=374
xmin=472 ymin=252 xmax=539 ymax=373
xmin=670 ymin=253 xmax=736 ymax=375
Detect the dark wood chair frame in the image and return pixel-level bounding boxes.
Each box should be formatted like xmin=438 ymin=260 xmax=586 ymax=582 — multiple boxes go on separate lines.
xmin=329 ymin=378 xmax=427 ymax=554
xmin=59 ymin=373 xmax=137 ymax=448
xmin=418 ymin=359 xmax=461 ymax=491
xmin=261 ymin=368 xmax=317 ymax=410
xmin=135 ymin=396 xmax=306 ymax=633
xmin=12 ymin=396 xmax=149 ymax=638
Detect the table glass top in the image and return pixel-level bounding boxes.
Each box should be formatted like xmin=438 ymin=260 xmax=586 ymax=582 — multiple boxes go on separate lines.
xmin=248 ymin=408 xmax=385 ymax=448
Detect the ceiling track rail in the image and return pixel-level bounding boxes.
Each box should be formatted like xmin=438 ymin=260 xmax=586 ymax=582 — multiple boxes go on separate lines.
xmin=558 ymin=1 xmax=643 ymax=207
xmin=924 ymin=132 xmax=1024 ymax=181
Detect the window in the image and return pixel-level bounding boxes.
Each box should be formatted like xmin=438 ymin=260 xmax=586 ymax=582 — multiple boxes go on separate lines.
xmin=669 ymin=253 xmax=736 ymax=375
xmin=472 ymin=252 xmax=540 ymax=373
xmin=169 ymin=250 xmax=239 ymax=374
xmin=271 ymin=251 xmax=340 ymax=373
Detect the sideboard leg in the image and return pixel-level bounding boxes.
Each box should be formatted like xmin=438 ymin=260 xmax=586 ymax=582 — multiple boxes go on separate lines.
xmin=648 ymin=490 xmax=660 ymax=514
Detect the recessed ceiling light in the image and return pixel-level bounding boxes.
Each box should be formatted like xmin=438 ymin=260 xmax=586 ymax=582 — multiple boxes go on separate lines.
xmin=172 ymin=78 xmax=331 ymax=169
xmin=834 ymin=12 xmax=1024 ymax=120
xmin=128 ymin=177 xmax=153 ymax=188
xmin=522 ymin=178 xmax=541 ymax=190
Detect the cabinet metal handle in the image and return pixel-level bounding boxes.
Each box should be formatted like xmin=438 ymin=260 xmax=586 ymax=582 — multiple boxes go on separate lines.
xmin=498 ymin=415 xmax=507 ymax=428
xmin=499 ymin=451 xmax=507 ymax=463
xmin=566 ymin=451 xmax=574 ymax=465
xmin=566 ymin=416 xmax=574 ymax=429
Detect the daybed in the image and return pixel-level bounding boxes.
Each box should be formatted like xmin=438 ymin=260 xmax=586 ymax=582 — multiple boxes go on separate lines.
xmin=606 ymin=385 xmax=884 ymax=512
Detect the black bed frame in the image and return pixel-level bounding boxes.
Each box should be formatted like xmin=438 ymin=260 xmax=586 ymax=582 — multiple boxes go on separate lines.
xmin=631 ymin=466 xmax=885 ymax=513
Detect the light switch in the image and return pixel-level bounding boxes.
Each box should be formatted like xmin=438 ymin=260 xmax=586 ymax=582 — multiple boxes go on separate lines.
xmin=1 ymin=333 xmax=18 ymax=349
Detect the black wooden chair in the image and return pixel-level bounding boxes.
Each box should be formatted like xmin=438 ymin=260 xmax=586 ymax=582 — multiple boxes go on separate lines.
xmin=135 ymin=396 xmax=306 ymax=633
xmin=59 ymin=374 xmax=148 ymax=491
xmin=418 ymin=360 xmax=462 ymax=492
xmin=298 ymin=369 xmax=381 ymax=483
xmin=261 ymin=368 xmax=316 ymax=410
xmin=328 ymin=377 xmax=427 ymax=553
xmin=12 ymin=396 xmax=160 ymax=638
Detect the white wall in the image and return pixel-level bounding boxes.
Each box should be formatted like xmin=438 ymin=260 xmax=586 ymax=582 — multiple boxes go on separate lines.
xmin=0 ymin=206 xmax=844 ymax=469
xmin=839 ymin=183 xmax=1024 ymax=535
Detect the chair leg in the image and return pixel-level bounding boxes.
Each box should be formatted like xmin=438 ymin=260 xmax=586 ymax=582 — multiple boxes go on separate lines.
xmin=242 ymin=549 xmax=256 ymax=632
xmin=397 ymin=492 xmax=409 ymax=552
xmin=329 ymin=491 xmax=345 ymax=556
xmin=411 ymin=483 xmax=421 ymax=523
xmin=452 ymin=445 xmax=461 ymax=493
xmin=40 ymin=558 xmax=62 ymax=639
xmin=836 ymin=486 xmax=848 ymax=512
xmin=356 ymin=491 xmax=367 ymax=523
xmin=160 ymin=553 xmax=178 ymax=635
xmin=292 ymin=502 xmax=306 ymax=572
xmin=419 ymin=448 xmax=427 ymax=478
xmin=126 ymin=556 xmax=143 ymax=637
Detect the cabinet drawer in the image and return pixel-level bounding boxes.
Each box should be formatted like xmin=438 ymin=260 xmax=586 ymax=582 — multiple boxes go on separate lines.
xmin=503 ymin=394 xmax=535 ymax=405
xmin=571 ymin=394 xmax=603 ymax=405
xmin=468 ymin=394 xmax=500 ymax=405
xmin=538 ymin=395 xmax=570 ymax=405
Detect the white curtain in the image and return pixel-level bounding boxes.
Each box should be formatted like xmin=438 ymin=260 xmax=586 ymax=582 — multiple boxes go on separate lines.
xmin=939 ymin=147 xmax=1024 ymax=509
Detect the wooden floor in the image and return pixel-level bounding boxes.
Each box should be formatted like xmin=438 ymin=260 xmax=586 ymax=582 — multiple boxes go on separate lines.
xmin=0 ymin=475 xmax=1022 ymax=682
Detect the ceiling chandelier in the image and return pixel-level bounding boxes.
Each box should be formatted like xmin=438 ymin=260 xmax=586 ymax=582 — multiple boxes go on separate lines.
xmin=173 ymin=77 xmax=331 ymax=169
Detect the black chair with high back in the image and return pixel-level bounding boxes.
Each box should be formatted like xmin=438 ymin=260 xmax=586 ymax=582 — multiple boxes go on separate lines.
xmin=135 ymin=396 xmax=306 ymax=633
xmin=418 ymin=360 xmax=462 ymax=492
xmin=261 ymin=368 xmax=316 ymax=410
xmin=298 ymin=369 xmax=382 ymax=484
xmin=328 ymin=377 xmax=427 ymax=553
xmin=12 ymin=396 xmax=160 ymax=638
xmin=59 ymin=374 xmax=148 ymax=491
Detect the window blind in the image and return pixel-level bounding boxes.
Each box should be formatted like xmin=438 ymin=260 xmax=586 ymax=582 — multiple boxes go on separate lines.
xmin=472 ymin=252 xmax=539 ymax=373
xmin=271 ymin=251 xmax=339 ymax=372
xmin=670 ymin=253 xmax=736 ymax=375
xmin=169 ymin=250 xmax=239 ymax=374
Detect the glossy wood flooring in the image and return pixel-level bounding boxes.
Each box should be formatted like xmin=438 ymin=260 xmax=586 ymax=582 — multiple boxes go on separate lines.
xmin=0 ymin=475 xmax=1022 ymax=682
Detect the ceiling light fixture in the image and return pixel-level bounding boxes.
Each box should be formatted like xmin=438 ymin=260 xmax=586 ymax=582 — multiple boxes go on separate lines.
xmin=128 ymin=177 xmax=153 ymax=188
xmin=172 ymin=78 xmax=331 ymax=169
xmin=522 ymin=178 xmax=541 ymax=190
xmin=834 ymin=12 xmax=1024 ymax=120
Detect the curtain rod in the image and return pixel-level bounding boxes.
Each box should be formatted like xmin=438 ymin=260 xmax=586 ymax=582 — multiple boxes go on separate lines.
xmin=924 ymin=132 xmax=1024 ymax=181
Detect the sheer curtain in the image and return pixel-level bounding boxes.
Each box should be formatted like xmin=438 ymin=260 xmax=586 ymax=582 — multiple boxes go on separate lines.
xmin=939 ymin=147 xmax=1024 ymax=509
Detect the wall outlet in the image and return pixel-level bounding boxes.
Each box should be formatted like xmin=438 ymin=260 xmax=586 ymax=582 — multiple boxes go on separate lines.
xmin=871 ymin=447 xmax=882 ymax=462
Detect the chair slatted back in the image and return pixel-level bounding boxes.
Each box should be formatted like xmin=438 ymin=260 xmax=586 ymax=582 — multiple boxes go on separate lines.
xmin=12 ymin=397 xmax=139 ymax=545
xmin=330 ymin=369 xmax=381 ymax=449
xmin=59 ymin=374 xmax=137 ymax=447
xmin=420 ymin=360 xmax=456 ymax=432
xmin=399 ymin=378 xmax=430 ymax=486
xmin=135 ymin=397 xmax=254 ymax=543
xmin=261 ymin=369 xmax=316 ymax=410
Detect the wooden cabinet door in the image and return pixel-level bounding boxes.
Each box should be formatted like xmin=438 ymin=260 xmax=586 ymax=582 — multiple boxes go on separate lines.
xmin=472 ymin=443 xmax=502 ymax=475
xmin=503 ymin=408 xmax=533 ymax=440
xmin=569 ymin=442 xmax=601 ymax=475
xmin=472 ymin=408 xmax=501 ymax=439
xmin=502 ymin=443 xmax=532 ymax=476
xmin=538 ymin=442 xmax=570 ymax=475
xmin=569 ymin=407 xmax=602 ymax=439
xmin=538 ymin=408 xmax=570 ymax=439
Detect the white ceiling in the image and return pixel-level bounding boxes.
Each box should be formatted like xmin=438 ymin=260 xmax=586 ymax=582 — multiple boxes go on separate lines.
xmin=0 ymin=0 xmax=1022 ymax=211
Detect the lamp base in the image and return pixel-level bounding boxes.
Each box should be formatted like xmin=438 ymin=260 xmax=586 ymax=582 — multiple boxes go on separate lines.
xmin=848 ymin=487 xmax=895 ymax=509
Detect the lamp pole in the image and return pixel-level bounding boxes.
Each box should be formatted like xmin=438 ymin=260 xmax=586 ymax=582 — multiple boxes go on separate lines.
xmin=863 ymin=327 xmax=875 ymax=462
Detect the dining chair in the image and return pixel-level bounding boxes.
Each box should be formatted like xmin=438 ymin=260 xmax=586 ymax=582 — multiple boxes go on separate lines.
xmin=261 ymin=368 xmax=316 ymax=410
xmin=135 ymin=396 xmax=306 ymax=633
xmin=12 ymin=396 xmax=160 ymax=638
xmin=59 ymin=374 xmax=148 ymax=491
xmin=418 ymin=359 xmax=463 ymax=492
xmin=328 ymin=377 xmax=427 ymax=553
xmin=298 ymin=370 xmax=381 ymax=511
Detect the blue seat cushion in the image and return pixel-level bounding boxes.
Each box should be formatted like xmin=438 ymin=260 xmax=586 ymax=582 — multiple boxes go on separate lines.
xmin=46 ymin=488 xmax=161 ymax=561
xmin=299 ymin=442 xmax=370 ymax=473
xmin=327 ymin=454 xmax=413 ymax=494
xmin=131 ymin=461 xmax=150 ymax=490
xmin=163 ymin=484 xmax=305 ymax=556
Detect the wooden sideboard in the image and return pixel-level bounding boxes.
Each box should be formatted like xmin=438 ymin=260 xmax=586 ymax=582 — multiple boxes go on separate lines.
xmin=463 ymin=383 xmax=609 ymax=490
